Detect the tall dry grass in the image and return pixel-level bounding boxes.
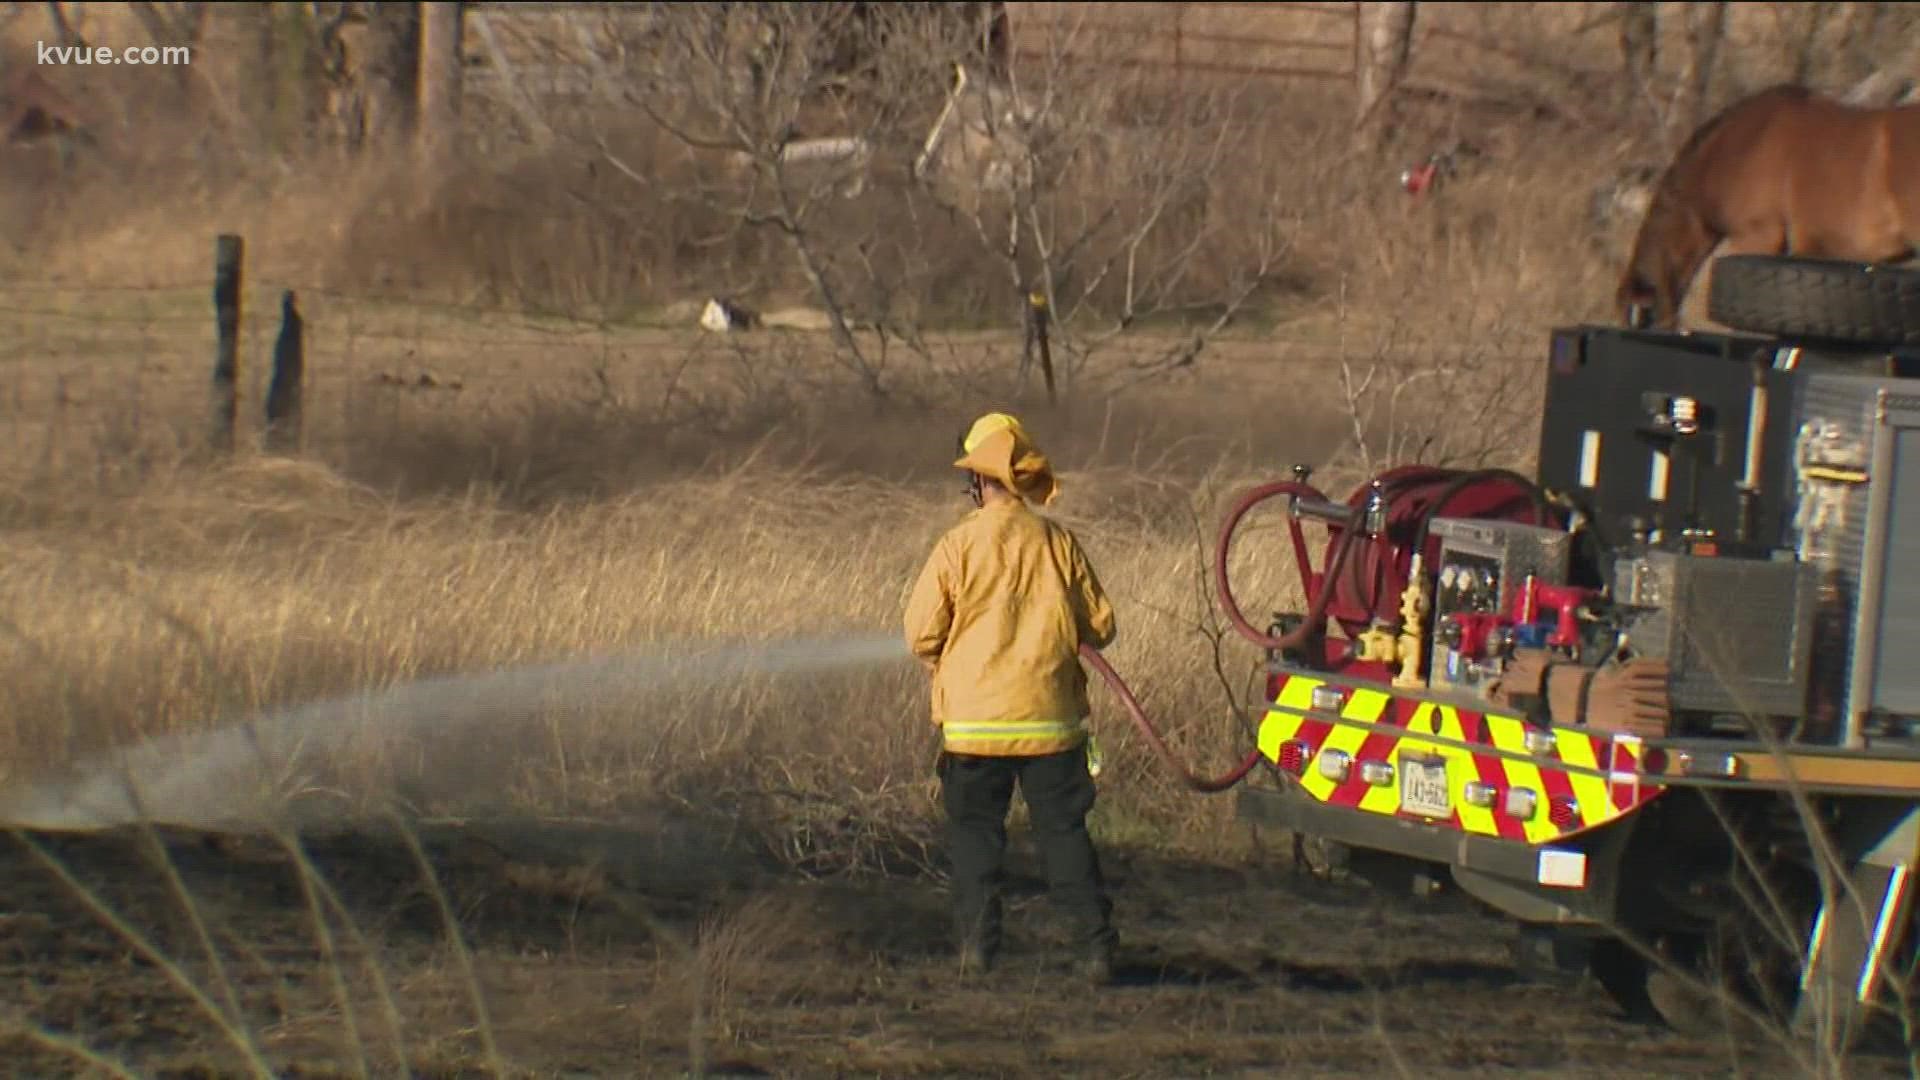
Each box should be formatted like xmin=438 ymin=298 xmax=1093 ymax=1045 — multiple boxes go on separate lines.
xmin=0 ymin=403 xmax=1320 ymax=854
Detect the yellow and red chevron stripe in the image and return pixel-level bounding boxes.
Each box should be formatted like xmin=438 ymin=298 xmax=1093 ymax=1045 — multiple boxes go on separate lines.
xmin=1257 ymin=671 xmax=1666 ymax=845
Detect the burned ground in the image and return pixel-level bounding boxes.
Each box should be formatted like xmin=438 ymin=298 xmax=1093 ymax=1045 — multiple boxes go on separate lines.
xmin=0 ymin=814 xmax=1888 ymax=1078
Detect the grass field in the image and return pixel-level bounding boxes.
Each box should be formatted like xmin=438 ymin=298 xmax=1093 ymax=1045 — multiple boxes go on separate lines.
xmin=6 ymin=285 xmax=1902 ymax=1076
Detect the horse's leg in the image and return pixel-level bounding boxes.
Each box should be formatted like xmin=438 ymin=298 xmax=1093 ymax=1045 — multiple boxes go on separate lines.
xmin=1658 ymin=224 xmax=1733 ymax=329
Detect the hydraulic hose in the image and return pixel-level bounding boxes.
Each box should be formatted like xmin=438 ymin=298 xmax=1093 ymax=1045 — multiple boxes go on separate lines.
xmin=1213 ymin=479 xmax=1365 ymax=652
xmin=1079 ymin=642 xmax=1266 ymax=794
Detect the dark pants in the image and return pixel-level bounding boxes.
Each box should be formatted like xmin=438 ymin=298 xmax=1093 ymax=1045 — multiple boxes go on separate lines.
xmin=938 ymin=747 xmax=1117 ymax=958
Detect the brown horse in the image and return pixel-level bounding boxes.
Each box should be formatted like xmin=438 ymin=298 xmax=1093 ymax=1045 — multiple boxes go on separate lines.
xmin=1616 ymin=84 xmax=1920 ymax=329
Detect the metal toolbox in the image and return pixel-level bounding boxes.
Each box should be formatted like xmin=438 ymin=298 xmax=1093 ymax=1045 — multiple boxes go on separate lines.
xmin=1611 ymin=549 xmax=1817 ymax=719
xmin=1534 ymin=326 xmax=1803 ymax=553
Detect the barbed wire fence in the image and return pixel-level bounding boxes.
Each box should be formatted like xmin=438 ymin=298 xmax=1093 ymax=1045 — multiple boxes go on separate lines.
xmin=0 ymin=231 xmax=1071 ymax=502
xmin=0 ymin=222 xmax=1554 ymax=513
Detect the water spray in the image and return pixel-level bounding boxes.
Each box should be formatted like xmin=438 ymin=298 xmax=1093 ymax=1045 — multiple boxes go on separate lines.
xmin=0 ymin=633 xmax=913 ymax=832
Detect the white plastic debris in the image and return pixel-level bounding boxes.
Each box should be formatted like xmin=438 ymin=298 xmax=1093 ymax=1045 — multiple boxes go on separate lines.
xmin=700 ymin=297 xmax=757 ymax=333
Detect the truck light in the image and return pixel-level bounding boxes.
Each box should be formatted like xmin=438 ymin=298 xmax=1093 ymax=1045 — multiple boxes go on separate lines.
xmin=1548 ymin=797 xmax=1579 ymax=828
xmin=1503 ymin=787 xmax=1538 ymax=821
xmin=1310 ymin=685 xmax=1346 ymax=712
xmin=1677 ymin=750 xmax=1742 ymax=779
xmin=1463 ymin=781 xmax=1499 ymax=808
xmin=1523 ymin=728 xmax=1558 ymax=756
xmin=1536 ymin=848 xmax=1588 ymax=889
xmin=1317 ymin=748 xmax=1352 ymax=783
xmin=1359 ymin=760 xmax=1395 ymax=787
xmin=1277 ymin=739 xmax=1309 ymax=776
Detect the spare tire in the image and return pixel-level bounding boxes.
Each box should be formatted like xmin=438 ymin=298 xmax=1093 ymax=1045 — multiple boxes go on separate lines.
xmin=1706 ymin=254 xmax=1920 ymax=347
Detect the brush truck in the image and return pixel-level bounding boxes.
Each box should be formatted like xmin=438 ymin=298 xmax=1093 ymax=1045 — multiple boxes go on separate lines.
xmin=1219 ymin=254 xmax=1920 ymax=1043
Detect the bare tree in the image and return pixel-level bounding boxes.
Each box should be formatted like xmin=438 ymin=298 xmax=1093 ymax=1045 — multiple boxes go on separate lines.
xmin=513 ymin=4 xmax=1301 ymax=404
xmin=1839 ymin=2 xmax=1892 ymax=83
xmin=416 ymin=0 xmax=464 ymax=166
xmin=1352 ymin=1 xmax=1417 ymax=155
xmin=128 ymin=2 xmax=230 ymax=128
xmin=1618 ymin=1 xmax=1659 ymax=121
xmin=1670 ymin=0 xmax=1727 ymax=144
xmin=43 ymin=1 xmax=82 ymax=48
xmin=589 ymin=3 xmax=956 ymax=398
xmin=1786 ymin=2 xmax=1839 ymax=85
xmin=311 ymin=1 xmax=420 ymax=153
xmin=361 ymin=0 xmax=421 ymax=148
xmin=908 ymin=12 xmax=1303 ymax=400
xmin=1328 ymin=282 xmax=1541 ymax=474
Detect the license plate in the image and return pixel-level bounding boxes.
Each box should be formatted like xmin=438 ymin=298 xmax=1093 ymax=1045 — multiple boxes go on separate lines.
xmin=1400 ymin=754 xmax=1450 ymax=818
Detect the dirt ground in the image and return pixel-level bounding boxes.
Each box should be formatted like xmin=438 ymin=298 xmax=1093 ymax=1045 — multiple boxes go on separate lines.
xmin=2 ymin=813 xmax=1904 ymax=1079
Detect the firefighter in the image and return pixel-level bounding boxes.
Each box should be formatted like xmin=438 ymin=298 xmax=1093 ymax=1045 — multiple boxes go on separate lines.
xmin=903 ymin=412 xmax=1121 ymax=983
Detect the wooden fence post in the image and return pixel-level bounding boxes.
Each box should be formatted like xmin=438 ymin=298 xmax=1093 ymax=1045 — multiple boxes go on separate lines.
xmin=211 ymin=233 xmax=243 ymax=453
xmin=1023 ymin=289 xmax=1057 ymax=405
xmin=265 ymin=289 xmax=305 ymax=454
xmin=416 ymin=1 xmax=465 ymax=167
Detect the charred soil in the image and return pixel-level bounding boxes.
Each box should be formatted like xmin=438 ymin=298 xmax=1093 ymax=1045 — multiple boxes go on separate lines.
xmin=0 ymin=815 xmax=1880 ymax=1078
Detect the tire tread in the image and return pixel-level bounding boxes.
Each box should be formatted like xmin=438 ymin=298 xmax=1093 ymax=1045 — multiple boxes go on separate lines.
xmin=1707 ymin=255 xmax=1920 ymax=347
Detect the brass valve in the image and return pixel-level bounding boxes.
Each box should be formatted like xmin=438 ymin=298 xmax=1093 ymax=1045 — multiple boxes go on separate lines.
xmin=1355 ymin=623 xmax=1400 ymax=664
xmin=1393 ymin=552 xmax=1430 ymax=688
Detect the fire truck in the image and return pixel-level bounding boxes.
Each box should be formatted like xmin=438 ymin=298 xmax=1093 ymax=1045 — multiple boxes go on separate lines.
xmin=1212 ymin=255 xmax=1920 ymax=1045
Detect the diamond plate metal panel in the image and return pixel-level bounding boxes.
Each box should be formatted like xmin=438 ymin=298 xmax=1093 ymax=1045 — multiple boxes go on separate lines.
xmin=1613 ymin=550 xmax=1818 ymax=717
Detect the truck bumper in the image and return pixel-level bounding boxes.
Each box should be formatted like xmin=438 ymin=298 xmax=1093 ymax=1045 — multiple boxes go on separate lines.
xmin=1236 ymin=782 xmax=1619 ymax=924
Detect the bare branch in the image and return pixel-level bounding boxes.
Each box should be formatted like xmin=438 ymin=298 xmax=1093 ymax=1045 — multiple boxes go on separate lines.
xmin=44 ymin=2 xmax=82 ymax=48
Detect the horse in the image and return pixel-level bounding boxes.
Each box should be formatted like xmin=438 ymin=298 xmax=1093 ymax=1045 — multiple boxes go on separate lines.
xmin=1615 ymin=83 xmax=1920 ymax=329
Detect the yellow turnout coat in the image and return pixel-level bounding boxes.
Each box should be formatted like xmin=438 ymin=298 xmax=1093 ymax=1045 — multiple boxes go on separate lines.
xmin=904 ymin=499 xmax=1117 ymax=757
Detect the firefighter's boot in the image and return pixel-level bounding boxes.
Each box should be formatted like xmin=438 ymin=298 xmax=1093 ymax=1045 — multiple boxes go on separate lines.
xmin=1078 ymin=939 xmax=1116 ymax=986
xmin=958 ymin=941 xmax=995 ymax=980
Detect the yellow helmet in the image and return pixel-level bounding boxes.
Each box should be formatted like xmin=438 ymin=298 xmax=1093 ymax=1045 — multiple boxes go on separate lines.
xmin=953 ymin=411 xmax=1058 ymax=506
xmin=959 ymin=411 xmax=1028 ymax=455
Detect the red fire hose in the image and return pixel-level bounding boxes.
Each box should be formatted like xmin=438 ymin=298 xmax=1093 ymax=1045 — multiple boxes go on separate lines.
xmin=1077 ymin=645 xmax=1263 ymax=794
xmin=1080 ymin=480 xmax=1365 ymax=794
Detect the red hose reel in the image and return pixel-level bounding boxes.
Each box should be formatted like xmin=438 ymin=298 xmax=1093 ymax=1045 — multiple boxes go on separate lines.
xmin=1214 ymin=464 xmax=1551 ymax=683
xmin=1090 ymin=463 xmax=1554 ymax=794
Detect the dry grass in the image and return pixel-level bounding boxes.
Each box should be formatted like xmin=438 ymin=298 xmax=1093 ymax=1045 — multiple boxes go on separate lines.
xmin=0 ymin=380 xmax=1323 ymax=853
xmin=9 ymin=820 xmax=1793 ymax=1078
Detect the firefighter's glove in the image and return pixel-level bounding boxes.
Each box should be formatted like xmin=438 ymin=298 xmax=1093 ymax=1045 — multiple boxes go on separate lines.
xmin=1489 ymin=650 xmax=1549 ymax=712
xmin=1577 ymin=659 xmax=1672 ymax=737
xmin=1492 ymin=651 xmax=1671 ymax=738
